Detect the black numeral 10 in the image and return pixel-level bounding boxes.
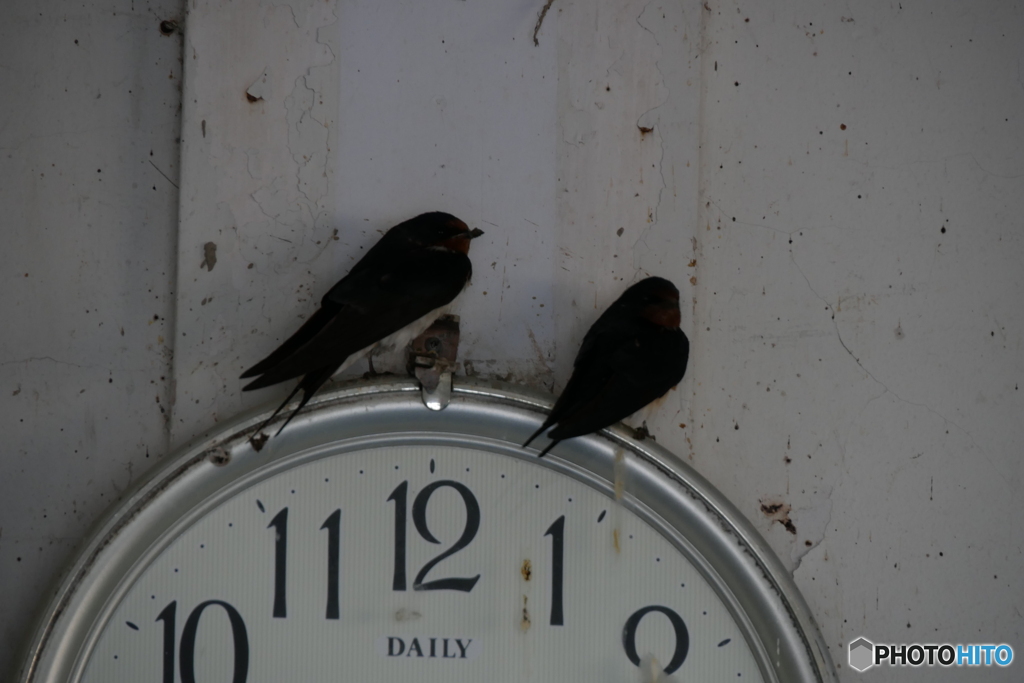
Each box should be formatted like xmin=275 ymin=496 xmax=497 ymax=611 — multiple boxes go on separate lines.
xmin=156 ymin=600 xmax=250 ymax=683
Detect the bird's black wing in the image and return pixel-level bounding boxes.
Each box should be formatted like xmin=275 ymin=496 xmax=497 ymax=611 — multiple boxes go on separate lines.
xmin=523 ymin=313 xmax=635 ymax=449
xmin=547 ymin=326 xmax=688 ymax=441
xmin=240 ymin=233 xmax=419 ymax=380
xmin=241 ymin=249 xmax=471 ymax=390
xmin=240 ymin=302 xmax=342 ymax=380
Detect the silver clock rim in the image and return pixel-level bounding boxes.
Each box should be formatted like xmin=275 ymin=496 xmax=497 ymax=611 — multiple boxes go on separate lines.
xmin=18 ymin=376 xmax=838 ymax=683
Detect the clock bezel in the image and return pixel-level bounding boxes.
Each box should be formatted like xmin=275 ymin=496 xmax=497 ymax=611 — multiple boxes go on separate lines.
xmin=18 ymin=376 xmax=837 ymax=683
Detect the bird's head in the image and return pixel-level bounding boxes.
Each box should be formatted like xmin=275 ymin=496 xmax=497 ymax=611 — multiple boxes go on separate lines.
xmin=389 ymin=212 xmax=484 ymax=254
xmin=626 ymin=276 xmax=682 ymax=329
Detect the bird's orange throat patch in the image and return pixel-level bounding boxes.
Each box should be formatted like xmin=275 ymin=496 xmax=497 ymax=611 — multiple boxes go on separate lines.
xmin=644 ymin=305 xmax=681 ymax=329
xmin=441 ymin=235 xmax=472 ymax=254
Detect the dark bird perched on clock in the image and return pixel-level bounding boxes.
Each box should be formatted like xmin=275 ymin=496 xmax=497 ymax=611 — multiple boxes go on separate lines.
xmin=523 ymin=276 xmax=689 ymax=458
xmin=241 ymin=212 xmax=484 ymax=437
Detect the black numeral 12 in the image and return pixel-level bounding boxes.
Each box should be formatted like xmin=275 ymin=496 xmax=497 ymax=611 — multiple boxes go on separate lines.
xmin=387 ymin=480 xmax=481 ymax=592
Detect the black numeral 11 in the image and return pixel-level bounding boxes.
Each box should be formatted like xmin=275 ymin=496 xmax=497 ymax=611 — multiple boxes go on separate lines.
xmin=268 ymin=506 xmax=342 ymax=619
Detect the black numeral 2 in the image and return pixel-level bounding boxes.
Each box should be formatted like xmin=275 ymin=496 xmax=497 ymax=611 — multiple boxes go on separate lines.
xmin=388 ymin=480 xmax=481 ymax=592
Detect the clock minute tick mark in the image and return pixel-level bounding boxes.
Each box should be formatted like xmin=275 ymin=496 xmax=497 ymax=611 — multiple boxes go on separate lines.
xmin=598 ymin=510 xmax=607 ymax=522
xmin=256 ymin=500 xmax=265 ymax=512
xmin=126 ymin=621 xmax=138 ymax=630
xmin=718 ymin=638 xmax=731 ymax=647
xmin=430 ymin=459 xmax=435 ymax=473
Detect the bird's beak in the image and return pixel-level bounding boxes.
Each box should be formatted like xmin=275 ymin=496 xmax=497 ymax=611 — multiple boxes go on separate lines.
xmin=468 ymin=227 xmax=485 ymax=238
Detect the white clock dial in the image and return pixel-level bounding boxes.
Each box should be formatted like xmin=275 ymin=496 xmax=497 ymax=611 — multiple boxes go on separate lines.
xmin=80 ymin=445 xmax=760 ymax=683
xmin=19 ymin=379 xmax=835 ymax=683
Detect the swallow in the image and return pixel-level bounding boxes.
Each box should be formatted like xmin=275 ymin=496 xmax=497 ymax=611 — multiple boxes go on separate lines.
xmin=523 ymin=276 xmax=689 ymax=457
xmin=241 ymin=212 xmax=484 ymax=437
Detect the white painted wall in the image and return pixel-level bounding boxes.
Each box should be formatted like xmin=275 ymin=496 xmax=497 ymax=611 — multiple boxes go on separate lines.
xmin=3 ymin=0 xmax=1022 ymax=681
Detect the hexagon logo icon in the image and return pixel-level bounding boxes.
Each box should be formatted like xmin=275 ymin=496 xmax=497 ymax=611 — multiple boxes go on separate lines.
xmin=849 ymin=637 xmax=875 ymax=672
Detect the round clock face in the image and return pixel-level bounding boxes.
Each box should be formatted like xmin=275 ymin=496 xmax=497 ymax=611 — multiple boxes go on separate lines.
xmin=20 ymin=380 xmax=834 ymax=683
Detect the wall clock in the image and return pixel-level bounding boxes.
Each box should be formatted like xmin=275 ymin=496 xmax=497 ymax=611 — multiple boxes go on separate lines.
xmin=18 ymin=377 xmax=836 ymax=683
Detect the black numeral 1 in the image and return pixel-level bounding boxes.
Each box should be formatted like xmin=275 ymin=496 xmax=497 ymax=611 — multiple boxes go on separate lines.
xmin=544 ymin=515 xmax=565 ymax=625
xmin=320 ymin=509 xmax=341 ymax=619
xmin=268 ymin=507 xmax=288 ymax=618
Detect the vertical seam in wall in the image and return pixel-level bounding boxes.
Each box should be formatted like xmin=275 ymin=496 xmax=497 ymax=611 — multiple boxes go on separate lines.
xmin=695 ymin=2 xmax=711 ymax=300
xmin=689 ymin=1 xmax=712 ymax=458
xmin=166 ymin=5 xmax=192 ymax=442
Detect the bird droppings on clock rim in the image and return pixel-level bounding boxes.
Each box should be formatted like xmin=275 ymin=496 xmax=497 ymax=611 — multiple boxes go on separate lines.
xmin=207 ymin=447 xmax=230 ymax=466
xmin=520 ymin=558 xmax=532 ymax=581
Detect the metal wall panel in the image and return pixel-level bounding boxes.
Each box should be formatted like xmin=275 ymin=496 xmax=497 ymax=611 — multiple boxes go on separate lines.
xmin=0 ymin=1 xmax=184 ymax=678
